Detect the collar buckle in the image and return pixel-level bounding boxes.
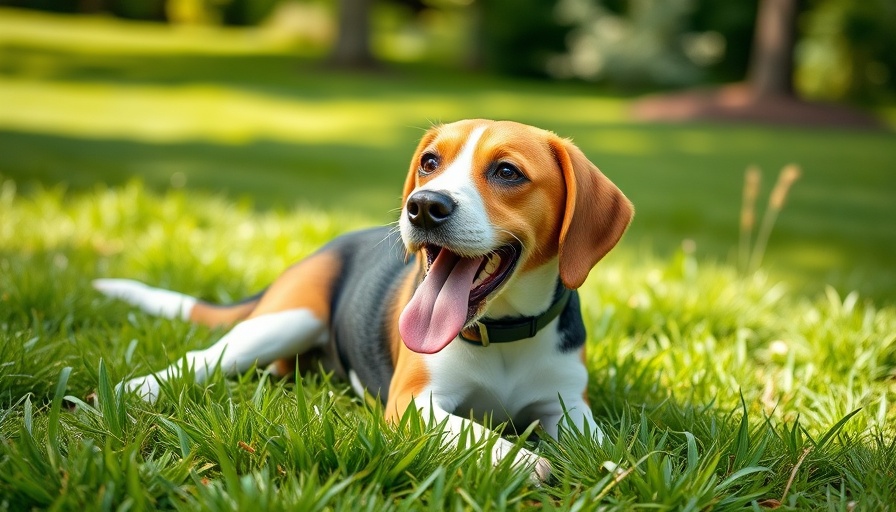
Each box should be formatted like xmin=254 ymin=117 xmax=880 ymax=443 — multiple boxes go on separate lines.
xmin=476 ymin=322 xmax=490 ymax=347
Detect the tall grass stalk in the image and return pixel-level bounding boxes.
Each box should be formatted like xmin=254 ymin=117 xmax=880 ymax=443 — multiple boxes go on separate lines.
xmin=738 ymin=165 xmax=761 ymax=272
xmin=740 ymin=164 xmax=801 ymax=273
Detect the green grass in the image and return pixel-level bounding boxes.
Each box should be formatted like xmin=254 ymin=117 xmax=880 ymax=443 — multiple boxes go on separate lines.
xmin=1 ymin=8 xmax=896 ymax=510
xmin=2 ymin=181 xmax=895 ymax=510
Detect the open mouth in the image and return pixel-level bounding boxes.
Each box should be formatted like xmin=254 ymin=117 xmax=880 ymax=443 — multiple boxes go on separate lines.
xmin=423 ymin=243 xmax=520 ymax=314
xmin=399 ymin=242 xmax=522 ymax=354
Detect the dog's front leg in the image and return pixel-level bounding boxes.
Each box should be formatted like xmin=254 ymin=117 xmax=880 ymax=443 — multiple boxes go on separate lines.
xmin=537 ymin=397 xmax=604 ymax=443
xmin=414 ymin=401 xmax=552 ymax=482
xmin=123 ymin=309 xmax=327 ymax=402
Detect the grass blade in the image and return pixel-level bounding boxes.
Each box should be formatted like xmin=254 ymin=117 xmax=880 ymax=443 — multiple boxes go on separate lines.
xmin=47 ymin=366 xmax=72 ymax=455
xmin=814 ymin=408 xmax=862 ymax=450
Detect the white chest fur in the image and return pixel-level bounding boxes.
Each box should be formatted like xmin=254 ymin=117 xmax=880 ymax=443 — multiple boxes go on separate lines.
xmin=420 ymin=320 xmax=589 ymax=428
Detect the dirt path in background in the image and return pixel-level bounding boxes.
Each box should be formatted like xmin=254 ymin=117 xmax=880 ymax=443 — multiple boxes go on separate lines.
xmin=632 ymin=83 xmax=884 ymax=130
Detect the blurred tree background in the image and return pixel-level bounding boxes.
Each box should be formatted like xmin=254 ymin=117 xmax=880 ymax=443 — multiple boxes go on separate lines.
xmin=2 ymin=0 xmax=893 ymax=102
xmin=1 ymin=0 xmax=894 ymax=300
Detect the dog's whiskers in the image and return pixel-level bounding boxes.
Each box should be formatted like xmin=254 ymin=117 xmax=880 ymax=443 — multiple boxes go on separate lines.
xmin=374 ymin=222 xmax=400 ymax=248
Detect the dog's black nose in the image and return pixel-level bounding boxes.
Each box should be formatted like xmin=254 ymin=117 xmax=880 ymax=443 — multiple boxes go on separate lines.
xmin=406 ymin=190 xmax=456 ymax=229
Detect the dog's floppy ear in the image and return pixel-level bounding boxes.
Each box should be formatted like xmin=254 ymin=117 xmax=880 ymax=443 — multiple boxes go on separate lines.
xmin=551 ymin=137 xmax=633 ymax=289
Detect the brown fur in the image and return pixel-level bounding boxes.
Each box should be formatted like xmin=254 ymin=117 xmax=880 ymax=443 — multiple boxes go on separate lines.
xmin=189 ymin=301 xmax=258 ymax=328
xmin=247 ymin=252 xmax=341 ymax=320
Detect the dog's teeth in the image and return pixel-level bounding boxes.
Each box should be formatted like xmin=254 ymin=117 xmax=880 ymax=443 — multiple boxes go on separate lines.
xmin=472 ymin=255 xmax=502 ymax=289
xmin=485 ymin=257 xmax=499 ymax=274
xmin=491 ymin=257 xmax=500 ymax=270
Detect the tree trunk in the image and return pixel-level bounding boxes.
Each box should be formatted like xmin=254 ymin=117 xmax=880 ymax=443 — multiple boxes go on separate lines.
xmin=329 ymin=0 xmax=375 ymax=68
xmin=747 ymin=0 xmax=800 ymax=98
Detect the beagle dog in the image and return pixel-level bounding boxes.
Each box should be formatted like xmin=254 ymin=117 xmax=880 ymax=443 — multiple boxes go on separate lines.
xmin=94 ymin=119 xmax=633 ymax=480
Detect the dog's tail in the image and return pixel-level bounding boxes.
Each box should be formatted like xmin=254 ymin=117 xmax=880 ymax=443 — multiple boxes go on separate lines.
xmin=93 ymin=278 xmax=261 ymax=328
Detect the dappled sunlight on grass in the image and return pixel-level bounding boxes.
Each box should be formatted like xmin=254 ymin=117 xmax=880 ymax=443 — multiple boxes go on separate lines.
xmin=0 ymin=71 xmax=633 ymax=148
xmin=0 ymin=74 xmax=637 ymax=146
xmin=0 ymin=179 xmax=372 ymax=292
xmin=0 ymin=7 xmax=301 ymax=56
xmin=0 ymin=78 xmax=413 ymax=146
xmin=0 ymin=7 xmax=631 ymax=147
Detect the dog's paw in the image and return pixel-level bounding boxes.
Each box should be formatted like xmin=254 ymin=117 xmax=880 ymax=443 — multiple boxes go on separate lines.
xmin=532 ymin=456 xmax=552 ymax=482
xmin=492 ymin=438 xmax=552 ymax=483
xmin=120 ymin=374 xmax=161 ymax=403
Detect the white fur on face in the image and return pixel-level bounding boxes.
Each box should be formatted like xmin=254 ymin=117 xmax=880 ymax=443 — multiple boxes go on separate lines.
xmin=400 ymin=126 xmax=497 ymax=255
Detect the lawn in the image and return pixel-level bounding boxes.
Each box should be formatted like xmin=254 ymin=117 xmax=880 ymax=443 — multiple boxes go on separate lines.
xmin=1 ymin=8 xmax=895 ymax=510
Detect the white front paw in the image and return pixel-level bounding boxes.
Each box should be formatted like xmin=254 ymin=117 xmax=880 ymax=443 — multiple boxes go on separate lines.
xmin=492 ymin=439 xmax=552 ymax=482
xmin=121 ymin=374 xmax=161 ymax=403
xmin=532 ymin=456 xmax=552 ymax=482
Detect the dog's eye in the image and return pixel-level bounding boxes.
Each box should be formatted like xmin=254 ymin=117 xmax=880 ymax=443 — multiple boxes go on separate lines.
xmin=492 ymin=163 xmax=525 ymax=183
xmin=420 ymin=154 xmax=440 ymax=175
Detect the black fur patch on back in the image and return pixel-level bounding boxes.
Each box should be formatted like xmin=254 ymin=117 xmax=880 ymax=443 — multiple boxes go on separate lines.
xmin=326 ymin=227 xmax=413 ymax=403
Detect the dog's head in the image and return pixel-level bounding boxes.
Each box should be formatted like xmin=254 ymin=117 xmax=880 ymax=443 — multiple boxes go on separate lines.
xmin=398 ymin=119 xmax=633 ymax=353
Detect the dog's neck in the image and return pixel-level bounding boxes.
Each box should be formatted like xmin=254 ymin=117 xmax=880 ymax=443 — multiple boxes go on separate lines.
xmin=483 ymin=259 xmax=560 ymax=320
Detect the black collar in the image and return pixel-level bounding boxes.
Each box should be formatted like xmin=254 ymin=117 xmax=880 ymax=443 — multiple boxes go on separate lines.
xmin=459 ymin=284 xmax=572 ymax=347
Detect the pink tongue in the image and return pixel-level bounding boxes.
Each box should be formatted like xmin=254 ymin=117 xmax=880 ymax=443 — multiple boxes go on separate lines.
xmin=399 ymin=250 xmax=483 ymax=354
